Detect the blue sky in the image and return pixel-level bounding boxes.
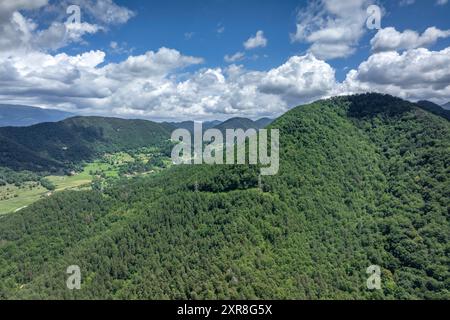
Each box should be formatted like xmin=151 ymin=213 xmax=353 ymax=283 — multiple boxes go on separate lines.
xmin=0 ymin=0 xmax=449 ymax=121
xmin=64 ymin=0 xmax=450 ymax=80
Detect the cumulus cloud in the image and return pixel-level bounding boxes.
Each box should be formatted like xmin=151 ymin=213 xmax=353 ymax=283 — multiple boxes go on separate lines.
xmin=371 ymin=27 xmax=450 ymax=52
xmin=0 ymin=0 xmax=48 ymax=21
xmin=0 ymin=0 xmax=133 ymax=54
xmin=0 ymin=0 xmax=449 ymax=120
xmin=0 ymin=45 xmax=339 ymax=120
xmin=244 ymin=30 xmax=268 ymax=50
xmin=258 ymin=54 xmax=336 ymax=105
xmin=291 ymin=0 xmax=374 ymax=60
xmin=2 ymin=42 xmax=450 ymax=120
xmin=342 ymin=47 xmax=450 ymax=103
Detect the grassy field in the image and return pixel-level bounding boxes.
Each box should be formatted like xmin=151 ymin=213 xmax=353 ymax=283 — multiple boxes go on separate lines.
xmin=0 ymin=161 xmax=123 ymax=215
xmin=0 ymin=150 xmax=169 ymax=215
xmin=0 ymin=183 xmax=48 ymax=215
xmin=0 ymin=166 xmax=95 ymax=215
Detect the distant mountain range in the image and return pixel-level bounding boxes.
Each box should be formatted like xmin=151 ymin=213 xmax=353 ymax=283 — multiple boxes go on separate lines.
xmin=0 ymin=104 xmax=274 ymax=133
xmin=442 ymin=102 xmax=450 ymax=110
xmin=416 ymin=101 xmax=450 ymax=121
xmin=214 ymin=117 xmax=273 ymax=133
xmin=0 ymin=113 xmax=273 ymax=172
xmin=165 ymin=120 xmax=222 ymax=133
xmin=0 ymin=104 xmax=74 ymax=127
xmin=167 ymin=117 xmax=273 ymax=134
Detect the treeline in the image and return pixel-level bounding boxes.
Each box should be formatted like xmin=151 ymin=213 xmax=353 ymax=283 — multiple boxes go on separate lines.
xmin=0 ymin=167 xmax=42 ymax=186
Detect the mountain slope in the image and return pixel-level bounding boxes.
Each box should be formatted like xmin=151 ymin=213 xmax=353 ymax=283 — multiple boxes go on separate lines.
xmin=0 ymin=94 xmax=448 ymax=300
xmin=255 ymin=117 xmax=273 ymax=128
xmin=416 ymin=100 xmax=450 ymax=120
xmin=442 ymin=102 xmax=450 ymax=110
xmin=0 ymin=116 xmax=173 ymax=172
xmin=0 ymin=105 xmax=74 ymax=127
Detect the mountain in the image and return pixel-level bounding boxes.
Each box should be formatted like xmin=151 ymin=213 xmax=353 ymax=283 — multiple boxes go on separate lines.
xmin=0 ymin=93 xmax=448 ymax=300
xmin=0 ymin=116 xmax=173 ymax=172
xmin=0 ymin=104 xmax=74 ymax=127
xmin=442 ymin=102 xmax=450 ymax=110
xmin=166 ymin=120 xmax=221 ymax=133
xmin=255 ymin=117 xmax=273 ymax=128
xmin=416 ymin=100 xmax=450 ymax=120
xmin=214 ymin=117 xmax=273 ymax=133
xmin=167 ymin=118 xmax=272 ymax=134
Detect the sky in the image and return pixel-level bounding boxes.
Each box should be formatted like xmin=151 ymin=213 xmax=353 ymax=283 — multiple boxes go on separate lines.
xmin=0 ymin=0 xmax=449 ymax=121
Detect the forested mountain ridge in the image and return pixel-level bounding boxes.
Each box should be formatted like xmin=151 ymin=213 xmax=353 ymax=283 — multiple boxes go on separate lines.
xmin=0 ymin=93 xmax=448 ymax=300
xmin=0 ymin=116 xmax=173 ymax=172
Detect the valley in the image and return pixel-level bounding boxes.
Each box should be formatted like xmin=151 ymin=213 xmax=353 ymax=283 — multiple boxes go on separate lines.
xmin=0 ymin=148 xmax=172 ymax=215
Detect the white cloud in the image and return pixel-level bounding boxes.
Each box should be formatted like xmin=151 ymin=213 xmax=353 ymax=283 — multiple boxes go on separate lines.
xmin=342 ymin=47 xmax=450 ymax=103
xmin=259 ymin=54 xmax=337 ymax=105
xmin=66 ymin=0 xmax=135 ymax=25
xmin=2 ymin=43 xmax=450 ymax=120
xmin=371 ymin=27 xmax=450 ymax=52
xmin=0 ymin=1 xmax=449 ymax=120
xmin=0 ymin=45 xmax=336 ymax=119
xmin=243 ymin=30 xmax=268 ymax=50
xmin=224 ymin=52 xmax=245 ymax=63
xmin=0 ymin=0 xmax=133 ymax=53
xmin=291 ymin=0 xmax=374 ymax=60
xmin=436 ymin=0 xmax=448 ymax=5
xmin=0 ymin=0 xmax=48 ymax=21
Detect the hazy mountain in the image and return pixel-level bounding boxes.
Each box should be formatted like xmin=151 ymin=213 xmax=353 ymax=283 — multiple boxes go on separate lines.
xmin=255 ymin=117 xmax=273 ymax=128
xmin=442 ymin=102 xmax=450 ymax=110
xmin=1 ymin=94 xmax=448 ymax=299
xmin=167 ymin=118 xmax=272 ymax=134
xmin=214 ymin=117 xmax=273 ymax=133
xmin=416 ymin=100 xmax=450 ymax=120
xmin=166 ymin=120 xmax=221 ymax=133
xmin=0 ymin=104 xmax=74 ymax=127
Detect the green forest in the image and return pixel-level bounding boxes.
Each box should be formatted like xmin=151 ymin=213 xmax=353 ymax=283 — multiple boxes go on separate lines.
xmin=0 ymin=93 xmax=448 ymax=299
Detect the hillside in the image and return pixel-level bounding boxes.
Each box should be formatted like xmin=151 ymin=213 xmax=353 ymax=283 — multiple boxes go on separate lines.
xmin=416 ymin=101 xmax=450 ymax=120
xmin=0 ymin=105 xmax=74 ymax=127
xmin=0 ymin=94 xmax=448 ymax=300
xmin=442 ymin=102 xmax=450 ymax=110
xmin=0 ymin=116 xmax=173 ymax=172
xmin=255 ymin=117 xmax=274 ymax=128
